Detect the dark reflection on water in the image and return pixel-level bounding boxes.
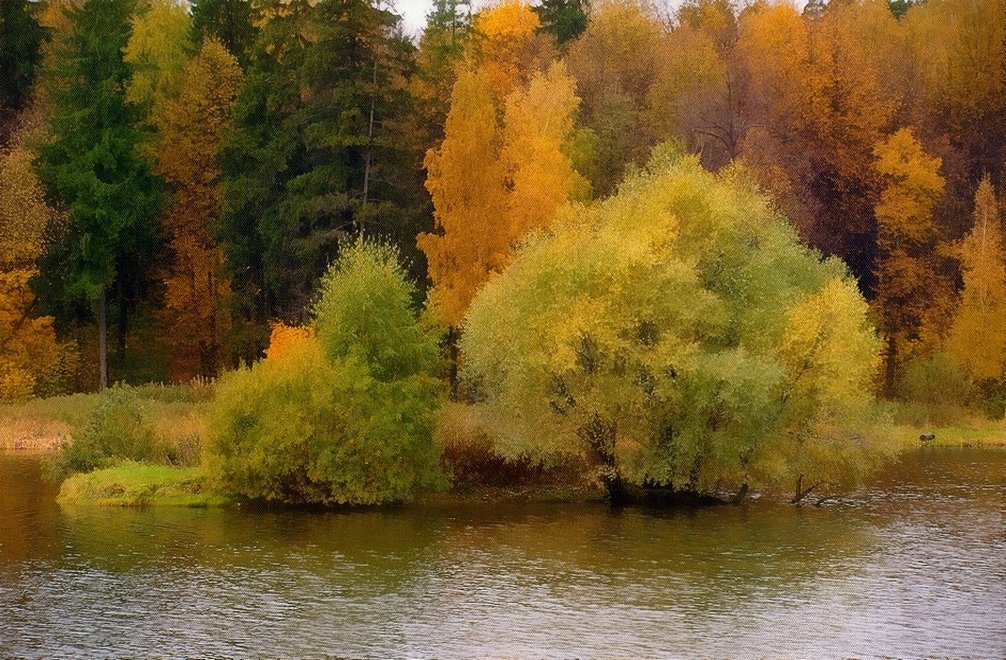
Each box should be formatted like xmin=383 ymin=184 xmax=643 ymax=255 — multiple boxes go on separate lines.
xmin=1 ymin=449 xmax=1004 ymax=658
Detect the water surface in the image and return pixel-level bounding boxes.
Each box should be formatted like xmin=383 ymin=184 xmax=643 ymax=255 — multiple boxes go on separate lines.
xmin=1 ymin=449 xmax=1004 ymax=657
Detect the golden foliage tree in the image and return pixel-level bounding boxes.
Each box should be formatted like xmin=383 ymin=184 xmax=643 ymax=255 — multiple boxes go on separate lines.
xmin=420 ymin=61 xmax=583 ymax=329
xmin=419 ymin=66 xmax=508 ymax=329
xmin=0 ymin=128 xmax=76 ymax=401
xmin=946 ymin=177 xmax=1006 ymax=382
xmin=151 ymin=39 xmax=243 ymax=379
xmin=907 ymin=0 xmax=1006 ymax=126
xmin=123 ymin=0 xmax=193 ymax=111
xmin=419 ymin=61 xmax=583 ymax=395
xmin=872 ymin=128 xmax=946 ymax=396
xmin=468 ymin=0 xmax=547 ymax=100
xmin=502 ymin=61 xmax=589 ymax=238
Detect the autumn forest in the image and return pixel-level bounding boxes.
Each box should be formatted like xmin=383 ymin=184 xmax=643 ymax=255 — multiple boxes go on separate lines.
xmin=2 ymin=0 xmax=1006 ymax=505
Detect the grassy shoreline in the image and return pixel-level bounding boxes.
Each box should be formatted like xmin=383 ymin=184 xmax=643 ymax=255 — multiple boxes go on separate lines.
xmin=3 ymin=391 xmax=1004 ymax=508
xmin=895 ymin=421 xmax=1006 ymax=448
xmin=57 ymin=462 xmax=230 ymax=508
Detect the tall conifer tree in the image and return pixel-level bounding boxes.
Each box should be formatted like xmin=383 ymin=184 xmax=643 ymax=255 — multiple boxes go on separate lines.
xmin=35 ymin=0 xmax=163 ymax=390
xmin=219 ymin=0 xmax=418 ymax=351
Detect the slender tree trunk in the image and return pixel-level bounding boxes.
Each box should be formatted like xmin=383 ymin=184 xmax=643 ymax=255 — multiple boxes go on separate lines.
xmin=448 ymin=325 xmax=459 ymax=400
xmin=884 ymin=333 xmax=897 ymax=398
xmin=206 ymin=268 xmax=218 ymax=377
xmin=98 ymin=286 xmax=108 ymax=391
xmin=116 ymin=279 xmax=128 ymax=361
xmin=791 ymin=474 xmax=823 ymax=505
xmin=360 ymin=54 xmax=378 ymax=231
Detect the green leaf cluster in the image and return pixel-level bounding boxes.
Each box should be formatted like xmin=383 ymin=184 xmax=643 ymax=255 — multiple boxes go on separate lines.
xmin=46 ymin=385 xmax=170 ymax=482
xmin=205 ymin=241 xmax=445 ymax=505
xmin=461 ymin=153 xmax=892 ymax=496
xmin=34 ymin=0 xmax=163 ymax=314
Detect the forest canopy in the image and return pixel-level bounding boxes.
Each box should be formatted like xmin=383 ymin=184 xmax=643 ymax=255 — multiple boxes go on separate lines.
xmin=2 ymin=0 xmax=1005 ymax=502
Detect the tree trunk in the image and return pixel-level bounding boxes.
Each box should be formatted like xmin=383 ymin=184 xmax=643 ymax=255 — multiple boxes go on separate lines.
xmin=791 ymin=474 xmax=822 ymax=505
xmin=116 ymin=279 xmax=128 ymax=361
xmin=581 ymin=415 xmax=624 ymax=503
xmin=360 ymin=54 xmax=378 ymax=228
xmin=98 ymin=286 xmax=108 ymax=391
xmin=447 ymin=325 xmax=459 ymax=400
xmin=206 ymin=268 xmax=218 ymax=377
xmin=884 ymin=333 xmax=897 ymax=398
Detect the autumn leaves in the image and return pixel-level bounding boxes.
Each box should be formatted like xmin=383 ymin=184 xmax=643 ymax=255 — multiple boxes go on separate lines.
xmin=2 ymin=0 xmax=1006 ymax=423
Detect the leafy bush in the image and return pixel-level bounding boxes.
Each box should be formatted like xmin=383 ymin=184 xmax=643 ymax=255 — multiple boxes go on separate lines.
xmin=461 ymin=153 xmax=895 ymax=499
xmin=974 ymin=379 xmax=1006 ymax=420
xmin=205 ymin=242 xmax=445 ymax=505
xmin=894 ymin=352 xmax=971 ymax=426
xmin=46 ymin=385 xmax=171 ymax=481
xmin=435 ymin=402 xmax=575 ymax=492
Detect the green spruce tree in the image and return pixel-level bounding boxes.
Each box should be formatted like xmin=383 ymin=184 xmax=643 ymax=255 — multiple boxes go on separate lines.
xmin=219 ymin=0 xmax=421 ymax=357
xmin=0 ymin=0 xmax=48 ymax=144
xmin=35 ymin=0 xmax=163 ymax=389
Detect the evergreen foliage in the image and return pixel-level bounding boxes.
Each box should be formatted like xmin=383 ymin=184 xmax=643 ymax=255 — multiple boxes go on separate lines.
xmin=218 ymin=0 xmax=421 ymax=342
xmin=191 ymin=0 xmax=257 ymax=65
xmin=0 ymin=0 xmax=47 ymax=142
xmin=34 ymin=0 xmax=164 ymax=388
xmin=533 ymin=0 xmax=588 ymax=45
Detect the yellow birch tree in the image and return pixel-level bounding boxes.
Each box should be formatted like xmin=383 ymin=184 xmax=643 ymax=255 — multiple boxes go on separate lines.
xmin=946 ymin=177 xmax=1006 ymax=382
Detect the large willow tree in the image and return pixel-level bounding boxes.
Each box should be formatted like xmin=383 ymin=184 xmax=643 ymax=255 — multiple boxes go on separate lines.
xmin=461 ymin=150 xmax=893 ymax=501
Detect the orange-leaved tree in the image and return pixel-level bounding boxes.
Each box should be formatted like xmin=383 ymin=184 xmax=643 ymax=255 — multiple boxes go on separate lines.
xmin=946 ymin=176 xmax=1006 ymax=383
xmin=419 ymin=61 xmax=584 ymax=393
xmin=736 ymin=1 xmax=895 ymax=285
xmin=872 ymin=128 xmax=946 ymax=396
xmin=419 ymin=66 xmax=508 ymax=330
xmin=263 ymin=321 xmax=314 ymax=363
xmin=0 ymin=125 xmax=77 ymax=401
xmin=151 ymin=39 xmax=243 ymax=379
xmin=467 ymin=0 xmax=548 ymax=101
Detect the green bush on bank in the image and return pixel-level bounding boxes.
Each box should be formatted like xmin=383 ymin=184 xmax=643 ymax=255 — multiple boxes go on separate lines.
xmin=205 ymin=241 xmax=446 ymax=505
xmin=894 ymin=353 xmax=1006 ymax=425
xmin=45 ymin=385 xmax=173 ymax=481
xmin=893 ymin=353 xmax=970 ymax=427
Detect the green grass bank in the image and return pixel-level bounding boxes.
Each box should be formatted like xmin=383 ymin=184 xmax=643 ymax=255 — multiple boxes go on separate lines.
xmin=57 ymin=462 xmax=230 ymax=508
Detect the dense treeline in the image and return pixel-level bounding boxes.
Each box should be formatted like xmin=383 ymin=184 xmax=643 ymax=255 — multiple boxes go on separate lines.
xmin=2 ymin=0 xmax=1005 ymax=501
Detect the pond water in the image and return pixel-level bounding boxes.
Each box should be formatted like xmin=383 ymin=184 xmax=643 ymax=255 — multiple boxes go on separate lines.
xmin=1 ymin=449 xmax=1004 ymax=658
